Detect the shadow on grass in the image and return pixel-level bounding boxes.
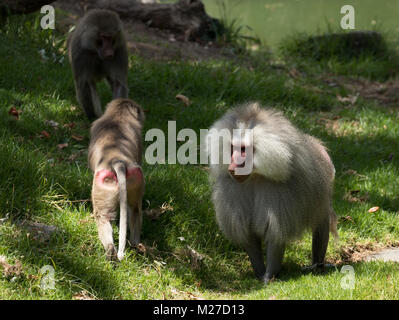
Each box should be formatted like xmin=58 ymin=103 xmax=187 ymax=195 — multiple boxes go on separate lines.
xmin=280 ymin=30 xmax=399 ymax=80
xmin=328 ymin=133 xmax=399 ymax=209
xmin=1 ymin=221 xmax=120 ymax=298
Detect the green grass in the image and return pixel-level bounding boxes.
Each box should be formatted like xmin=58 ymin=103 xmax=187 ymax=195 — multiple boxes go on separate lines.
xmin=209 ymin=0 xmax=262 ymax=54
xmin=280 ymin=29 xmax=399 ymax=80
xmin=203 ymin=0 xmax=399 ymax=48
xmin=0 ymin=13 xmax=399 ymax=300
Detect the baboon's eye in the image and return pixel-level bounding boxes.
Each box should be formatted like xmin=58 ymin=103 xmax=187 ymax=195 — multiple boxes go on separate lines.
xmin=231 ymin=145 xmax=247 ymax=156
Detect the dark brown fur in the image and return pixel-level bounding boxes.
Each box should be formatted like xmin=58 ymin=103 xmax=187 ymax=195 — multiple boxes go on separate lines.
xmin=68 ymin=9 xmax=128 ymax=120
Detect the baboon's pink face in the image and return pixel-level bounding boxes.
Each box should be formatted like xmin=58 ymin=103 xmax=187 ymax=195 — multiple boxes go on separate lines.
xmin=228 ymin=145 xmax=251 ymax=182
xmin=228 ymin=129 xmax=254 ymax=183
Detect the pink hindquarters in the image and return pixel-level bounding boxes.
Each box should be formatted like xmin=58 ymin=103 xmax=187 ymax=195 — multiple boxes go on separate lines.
xmin=95 ymin=167 xmax=143 ymax=195
xmin=95 ymin=169 xmax=118 ymax=187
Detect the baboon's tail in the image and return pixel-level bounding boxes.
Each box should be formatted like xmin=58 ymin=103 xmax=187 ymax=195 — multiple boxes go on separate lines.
xmin=112 ymin=160 xmax=128 ymax=261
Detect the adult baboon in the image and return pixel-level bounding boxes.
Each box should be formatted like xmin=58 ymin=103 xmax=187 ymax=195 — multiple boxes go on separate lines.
xmin=68 ymin=9 xmax=128 ymax=120
xmin=206 ymin=102 xmax=338 ymax=283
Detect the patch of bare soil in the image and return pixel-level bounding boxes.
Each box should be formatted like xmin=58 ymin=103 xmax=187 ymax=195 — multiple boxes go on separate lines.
xmin=17 ymin=220 xmax=58 ymax=242
xmin=322 ymin=75 xmax=399 ymax=107
xmin=54 ymin=0 xmax=234 ymax=62
xmin=365 ymin=248 xmax=399 ymax=262
xmin=337 ymin=241 xmax=381 ymax=264
xmin=336 ymin=241 xmax=399 ymax=264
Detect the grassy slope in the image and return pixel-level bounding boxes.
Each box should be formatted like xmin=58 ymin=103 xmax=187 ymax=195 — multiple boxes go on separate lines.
xmin=0 ymin=14 xmax=398 ymax=300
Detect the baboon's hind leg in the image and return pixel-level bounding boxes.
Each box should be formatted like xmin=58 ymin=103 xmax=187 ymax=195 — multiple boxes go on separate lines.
xmin=128 ymin=205 xmax=142 ymax=246
xmin=96 ymin=217 xmax=117 ymax=260
xmin=312 ymin=216 xmax=330 ymax=266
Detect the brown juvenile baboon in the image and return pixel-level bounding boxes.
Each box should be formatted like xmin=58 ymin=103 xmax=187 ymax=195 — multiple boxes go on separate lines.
xmin=88 ymin=98 xmax=145 ymax=261
xmin=206 ymin=102 xmax=338 ymax=284
xmin=68 ymin=9 xmax=128 ymax=120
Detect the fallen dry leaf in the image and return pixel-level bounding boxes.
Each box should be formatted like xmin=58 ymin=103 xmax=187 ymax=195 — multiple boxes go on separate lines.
xmin=135 ymin=243 xmax=147 ymax=254
xmin=195 ymin=280 xmax=201 ymax=289
xmin=27 ymin=274 xmax=40 ymax=281
xmin=169 ymin=288 xmax=204 ymax=300
xmin=0 ymin=256 xmax=23 ymax=277
xmin=134 ymin=242 xmax=158 ymax=258
xmin=337 ymin=94 xmax=359 ymax=105
xmin=40 ymin=130 xmax=51 ymax=139
xmin=8 ymin=106 xmax=21 ymax=120
xmin=57 ymin=143 xmax=68 ymax=150
xmin=161 ymin=202 xmax=174 ymax=212
xmin=368 ymin=206 xmax=380 ymax=213
xmin=72 ymin=290 xmax=96 ymax=300
xmin=144 ymin=202 xmax=174 ymax=220
xmin=63 ymin=122 xmax=75 ymax=129
xmin=71 ymin=134 xmax=84 ymax=141
xmin=339 ymin=215 xmax=355 ymax=223
xmin=175 ymin=94 xmax=191 ymax=106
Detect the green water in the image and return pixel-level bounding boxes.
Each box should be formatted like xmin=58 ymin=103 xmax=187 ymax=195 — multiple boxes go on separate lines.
xmin=202 ymin=0 xmax=399 ymax=48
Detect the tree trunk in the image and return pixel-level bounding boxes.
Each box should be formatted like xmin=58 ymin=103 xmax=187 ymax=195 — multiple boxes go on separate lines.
xmin=59 ymin=0 xmax=222 ymax=42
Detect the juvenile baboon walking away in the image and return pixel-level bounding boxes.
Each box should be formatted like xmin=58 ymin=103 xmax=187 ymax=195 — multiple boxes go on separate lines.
xmin=206 ymin=102 xmax=338 ymax=284
xmin=68 ymin=9 xmax=128 ymax=120
xmin=88 ymin=98 xmax=145 ymax=261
